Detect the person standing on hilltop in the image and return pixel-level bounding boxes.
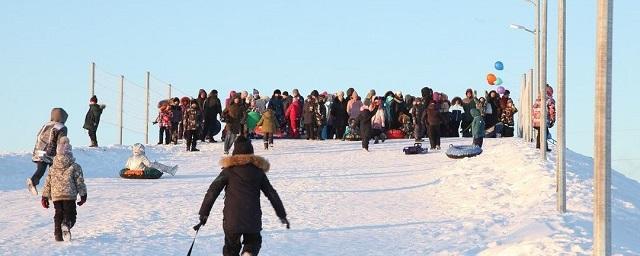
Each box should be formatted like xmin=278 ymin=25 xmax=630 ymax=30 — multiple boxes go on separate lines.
xmin=83 ymin=95 xmax=105 ymax=147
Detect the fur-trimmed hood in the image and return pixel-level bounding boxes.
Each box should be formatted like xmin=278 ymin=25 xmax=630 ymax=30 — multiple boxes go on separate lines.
xmin=219 ymin=154 xmax=270 ymax=172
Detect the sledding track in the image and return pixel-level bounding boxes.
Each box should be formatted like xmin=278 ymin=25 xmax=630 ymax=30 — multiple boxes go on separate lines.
xmin=1 ymin=138 xmax=639 ymax=255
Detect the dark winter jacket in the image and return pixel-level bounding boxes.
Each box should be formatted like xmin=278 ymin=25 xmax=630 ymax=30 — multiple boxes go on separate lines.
xmin=83 ymin=103 xmax=105 ymax=131
xmin=302 ymin=99 xmax=318 ymax=125
xmin=330 ymin=98 xmax=348 ymax=127
xmin=170 ymin=105 xmax=183 ymax=123
xmin=358 ymin=108 xmax=375 ymax=138
xmin=33 ymin=108 xmax=68 ymax=163
xmin=199 ymin=155 xmax=287 ymax=233
xmin=268 ymin=96 xmax=285 ymax=124
xmin=203 ymin=93 xmax=222 ymax=121
xmin=425 ymin=101 xmax=442 ymax=126
xmin=223 ymin=103 xmax=245 ymax=134
xmin=471 ymin=109 xmax=485 ymax=139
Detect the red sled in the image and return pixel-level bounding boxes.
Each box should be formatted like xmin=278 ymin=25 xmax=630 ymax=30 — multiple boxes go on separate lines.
xmin=386 ymin=129 xmax=405 ymax=139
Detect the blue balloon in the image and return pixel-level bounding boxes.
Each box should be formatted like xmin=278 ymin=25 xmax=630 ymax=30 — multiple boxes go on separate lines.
xmin=495 ymin=61 xmax=504 ymax=70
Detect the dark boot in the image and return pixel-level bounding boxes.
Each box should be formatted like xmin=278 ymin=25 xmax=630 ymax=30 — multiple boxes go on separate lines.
xmin=54 ymin=230 xmax=63 ymax=242
xmin=264 ymin=143 xmax=269 ymax=150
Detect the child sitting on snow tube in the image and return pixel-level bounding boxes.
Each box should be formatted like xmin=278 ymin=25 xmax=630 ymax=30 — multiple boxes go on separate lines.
xmin=120 ymin=143 xmax=178 ymax=179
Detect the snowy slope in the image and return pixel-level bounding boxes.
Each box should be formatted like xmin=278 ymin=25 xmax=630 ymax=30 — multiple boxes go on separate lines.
xmin=0 ymin=138 xmax=638 ymax=255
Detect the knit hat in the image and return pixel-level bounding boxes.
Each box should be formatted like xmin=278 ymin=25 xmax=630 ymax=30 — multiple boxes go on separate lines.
xmin=232 ymin=136 xmax=254 ymax=155
xmin=273 ymin=89 xmax=281 ymax=95
xmin=56 ymin=136 xmax=72 ymax=156
xmin=252 ymin=89 xmax=259 ymax=96
xmin=311 ymin=90 xmax=319 ymax=98
xmin=90 ymin=95 xmax=98 ymax=103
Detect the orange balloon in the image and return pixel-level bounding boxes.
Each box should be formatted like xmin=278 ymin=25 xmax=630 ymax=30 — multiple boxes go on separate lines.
xmin=487 ymin=73 xmax=497 ymax=85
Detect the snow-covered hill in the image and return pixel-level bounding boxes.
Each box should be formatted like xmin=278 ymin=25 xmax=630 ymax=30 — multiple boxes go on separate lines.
xmin=0 ymin=138 xmax=638 ymax=255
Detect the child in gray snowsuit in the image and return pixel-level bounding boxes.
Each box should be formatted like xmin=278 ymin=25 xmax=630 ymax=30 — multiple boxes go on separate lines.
xmin=41 ymin=136 xmax=87 ymax=241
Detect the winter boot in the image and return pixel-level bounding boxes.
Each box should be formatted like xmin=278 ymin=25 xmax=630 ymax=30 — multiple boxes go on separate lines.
xmin=61 ymin=223 xmax=71 ymax=241
xmin=151 ymin=162 xmax=178 ymax=176
xmin=26 ymin=178 xmax=38 ymax=196
xmin=264 ymin=143 xmax=269 ymax=150
xmin=54 ymin=229 xmax=63 ymax=242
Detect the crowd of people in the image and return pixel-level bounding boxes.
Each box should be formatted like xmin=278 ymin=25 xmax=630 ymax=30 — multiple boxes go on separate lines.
xmin=149 ymin=86 xmax=527 ymax=153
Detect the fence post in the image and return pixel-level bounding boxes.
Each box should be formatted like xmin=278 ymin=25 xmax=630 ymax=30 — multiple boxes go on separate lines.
xmin=145 ymin=72 xmax=150 ymax=145
xmin=594 ymin=0 xmax=613 ymax=254
xmin=90 ymin=62 xmax=96 ymax=97
xmin=168 ymin=83 xmax=172 ymax=99
xmin=119 ymin=75 xmax=124 ymax=145
xmin=539 ymin=0 xmax=548 ymax=159
xmin=528 ymin=68 xmax=534 ymax=143
xmin=557 ymin=0 xmax=567 ymax=214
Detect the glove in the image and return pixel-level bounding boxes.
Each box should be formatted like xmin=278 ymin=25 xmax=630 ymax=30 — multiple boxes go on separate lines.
xmin=41 ymin=197 xmax=49 ymax=209
xmin=199 ymin=215 xmax=208 ymax=226
xmin=280 ymin=217 xmax=290 ymax=229
xmin=77 ymin=195 xmax=87 ymax=206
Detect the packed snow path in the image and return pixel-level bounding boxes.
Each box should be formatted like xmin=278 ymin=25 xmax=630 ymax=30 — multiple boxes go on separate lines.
xmin=1 ymin=138 xmax=638 ymax=255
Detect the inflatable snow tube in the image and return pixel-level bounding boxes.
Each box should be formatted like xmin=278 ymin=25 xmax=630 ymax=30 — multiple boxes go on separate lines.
xmin=247 ymin=111 xmax=261 ymax=131
xmin=119 ymin=168 xmax=163 ymax=179
xmin=213 ymin=120 xmax=222 ymax=136
xmin=445 ymin=145 xmax=483 ymax=159
xmin=254 ymin=126 xmax=285 ymax=138
xmin=386 ymin=129 xmax=405 ymax=139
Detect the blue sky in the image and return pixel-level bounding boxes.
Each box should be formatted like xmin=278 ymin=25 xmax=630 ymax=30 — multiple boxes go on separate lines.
xmin=1 ymin=1 xmax=638 ymax=180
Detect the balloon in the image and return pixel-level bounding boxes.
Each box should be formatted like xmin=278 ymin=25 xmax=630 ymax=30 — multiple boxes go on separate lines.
xmin=495 ymin=77 xmax=503 ymax=85
xmin=486 ymin=73 xmax=497 ymax=85
xmin=497 ymin=86 xmax=506 ymax=95
xmin=495 ymin=61 xmax=504 ymax=70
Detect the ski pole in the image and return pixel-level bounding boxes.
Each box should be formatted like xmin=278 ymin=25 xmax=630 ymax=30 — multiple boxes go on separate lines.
xmin=187 ymin=224 xmax=201 ymax=256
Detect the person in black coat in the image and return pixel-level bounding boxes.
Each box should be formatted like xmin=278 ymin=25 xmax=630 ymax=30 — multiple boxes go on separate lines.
xmin=83 ymin=95 xmax=105 ymax=147
xmin=203 ymin=90 xmax=223 ymax=143
xmin=330 ymin=92 xmax=348 ymax=140
xmin=358 ymin=107 xmax=375 ymax=151
xmin=197 ymin=136 xmax=289 ymax=256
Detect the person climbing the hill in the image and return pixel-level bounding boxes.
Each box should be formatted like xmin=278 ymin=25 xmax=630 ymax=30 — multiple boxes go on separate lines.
xmin=40 ymin=136 xmax=87 ymax=242
xmin=82 ymin=95 xmax=105 ymax=147
xmin=196 ymin=136 xmax=289 ymax=255
xmin=27 ymin=108 xmax=69 ymax=196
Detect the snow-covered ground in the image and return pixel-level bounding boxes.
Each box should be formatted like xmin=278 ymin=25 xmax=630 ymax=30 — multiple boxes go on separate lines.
xmin=0 ymin=137 xmax=638 ymax=255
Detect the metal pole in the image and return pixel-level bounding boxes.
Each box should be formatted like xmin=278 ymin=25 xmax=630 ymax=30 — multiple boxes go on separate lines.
xmin=518 ymin=73 xmax=526 ymax=138
xmin=533 ymin=0 xmax=540 ymax=145
xmin=90 ymin=62 xmax=96 ymax=97
xmin=526 ymin=69 xmax=536 ymax=142
xmin=145 ymin=72 xmax=150 ymax=145
xmin=539 ymin=0 xmax=548 ymax=159
xmin=168 ymin=84 xmax=172 ymax=99
xmin=557 ymin=0 xmax=567 ymax=213
xmin=119 ymin=75 xmax=124 ymax=145
xmin=594 ymin=0 xmax=613 ymax=254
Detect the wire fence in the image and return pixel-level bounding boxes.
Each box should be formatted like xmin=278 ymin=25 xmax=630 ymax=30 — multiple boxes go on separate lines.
xmin=92 ymin=63 xmax=194 ymax=146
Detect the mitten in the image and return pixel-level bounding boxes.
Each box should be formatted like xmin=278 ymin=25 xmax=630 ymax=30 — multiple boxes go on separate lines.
xmin=41 ymin=197 xmax=49 ymax=209
xmin=280 ymin=217 xmax=290 ymax=229
xmin=77 ymin=195 xmax=87 ymax=206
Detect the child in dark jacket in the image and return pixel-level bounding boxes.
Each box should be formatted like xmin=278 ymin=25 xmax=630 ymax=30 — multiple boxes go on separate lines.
xmin=471 ymin=108 xmax=485 ymax=148
xmin=169 ymin=97 xmax=183 ymax=144
xmin=197 ymin=137 xmax=289 ymax=255
xmin=41 ymin=136 xmax=87 ymax=241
